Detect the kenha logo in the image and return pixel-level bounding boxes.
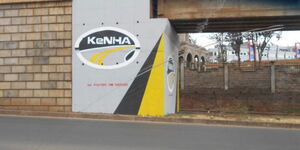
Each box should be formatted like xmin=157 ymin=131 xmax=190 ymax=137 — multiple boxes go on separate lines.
xmin=74 ymin=27 xmax=141 ymax=69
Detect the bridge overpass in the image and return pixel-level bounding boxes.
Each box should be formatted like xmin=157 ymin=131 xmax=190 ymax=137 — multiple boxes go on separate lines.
xmin=154 ymin=0 xmax=300 ymax=33
xmin=2 ymin=0 xmax=300 ymax=33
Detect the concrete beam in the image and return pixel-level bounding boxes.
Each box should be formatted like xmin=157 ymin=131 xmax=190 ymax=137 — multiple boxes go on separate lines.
xmin=158 ymin=0 xmax=300 ymax=19
xmin=171 ymin=15 xmax=300 ymax=33
xmin=158 ymin=0 xmax=300 ymax=32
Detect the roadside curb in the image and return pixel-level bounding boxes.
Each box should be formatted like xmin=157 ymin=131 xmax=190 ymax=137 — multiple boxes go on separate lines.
xmin=1 ymin=109 xmax=300 ymax=129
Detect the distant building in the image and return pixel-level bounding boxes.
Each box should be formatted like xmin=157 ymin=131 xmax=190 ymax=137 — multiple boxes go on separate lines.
xmin=179 ymin=34 xmax=207 ymax=69
xmin=207 ymin=42 xmax=296 ymax=63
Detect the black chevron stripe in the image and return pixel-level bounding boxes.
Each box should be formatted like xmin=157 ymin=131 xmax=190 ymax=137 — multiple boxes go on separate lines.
xmin=114 ymin=36 xmax=162 ymax=115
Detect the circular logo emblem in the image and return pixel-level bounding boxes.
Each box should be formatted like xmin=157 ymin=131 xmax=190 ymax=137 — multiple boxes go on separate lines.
xmin=167 ymin=57 xmax=175 ymax=92
xmin=74 ymin=27 xmax=141 ymax=69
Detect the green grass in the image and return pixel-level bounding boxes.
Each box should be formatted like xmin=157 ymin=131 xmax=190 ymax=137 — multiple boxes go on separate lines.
xmin=280 ymin=109 xmax=300 ymax=114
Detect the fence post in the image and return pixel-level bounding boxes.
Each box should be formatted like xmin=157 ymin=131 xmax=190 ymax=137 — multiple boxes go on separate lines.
xmin=224 ymin=63 xmax=229 ymax=90
xmin=271 ymin=61 xmax=276 ymax=93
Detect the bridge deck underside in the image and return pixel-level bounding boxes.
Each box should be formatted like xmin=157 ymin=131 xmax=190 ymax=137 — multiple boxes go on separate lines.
xmin=171 ymin=16 xmax=300 ymax=33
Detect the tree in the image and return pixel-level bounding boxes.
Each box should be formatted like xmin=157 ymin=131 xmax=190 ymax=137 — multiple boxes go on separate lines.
xmin=245 ymin=31 xmax=281 ymax=64
xmin=210 ymin=33 xmax=227 ymax=63
xmin=225 ymin=32 xmax=243 ymax=67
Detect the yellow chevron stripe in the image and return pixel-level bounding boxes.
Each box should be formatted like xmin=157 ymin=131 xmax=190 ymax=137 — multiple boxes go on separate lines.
xmin=89 ymin=46 xmax=134 ymax=65
xmin=138 ymin=35 xmax=165 ymax=116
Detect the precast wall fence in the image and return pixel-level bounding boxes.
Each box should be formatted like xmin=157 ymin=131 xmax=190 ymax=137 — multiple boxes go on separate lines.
xmin=181 ymin=62 xmax=300 ymax=114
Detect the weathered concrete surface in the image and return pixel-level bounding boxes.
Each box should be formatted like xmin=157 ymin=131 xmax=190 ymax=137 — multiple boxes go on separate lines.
xmin=158 ymin=0 xmax=300 ymax=19
xmin=157 ymin=0 xmax=300 ymax=32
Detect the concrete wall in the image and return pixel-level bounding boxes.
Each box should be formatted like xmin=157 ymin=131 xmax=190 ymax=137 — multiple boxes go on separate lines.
xmin=72 ymin=0 xmax=178 ymax=116
xmin=0 ymin=0 xmax=72 ymax=112
xmin=181 ymin=63 xmax=300 ymax=114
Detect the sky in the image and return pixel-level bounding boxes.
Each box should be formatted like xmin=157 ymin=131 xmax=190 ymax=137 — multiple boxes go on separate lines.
xmin=190 ymin=31 xmax=300 ymax=49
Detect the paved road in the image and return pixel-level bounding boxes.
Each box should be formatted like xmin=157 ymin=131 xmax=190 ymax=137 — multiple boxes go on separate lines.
xmin=0 ymin=115 xmax=299 ymax=150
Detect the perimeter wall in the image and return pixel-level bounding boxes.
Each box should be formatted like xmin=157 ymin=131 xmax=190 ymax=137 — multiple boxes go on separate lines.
xmin=181 ymin=61 xmax=300 ymax=114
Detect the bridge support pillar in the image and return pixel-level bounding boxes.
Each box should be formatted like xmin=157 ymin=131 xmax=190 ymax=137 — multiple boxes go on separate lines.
xmin=72 ymin=0 xmax=179 ymax=116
